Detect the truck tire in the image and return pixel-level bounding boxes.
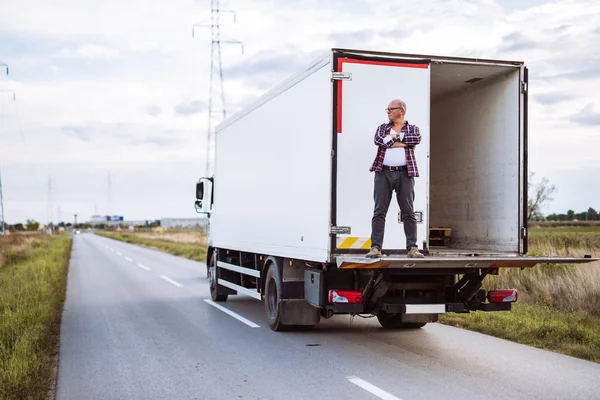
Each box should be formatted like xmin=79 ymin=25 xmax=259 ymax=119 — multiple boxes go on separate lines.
xmin=264 ymin=263 xmax=289 ymax=331
xmin=376 ymin=312 xmax=426 ymax=329
xmin=209 ymin=252 xmax=228 ymax=302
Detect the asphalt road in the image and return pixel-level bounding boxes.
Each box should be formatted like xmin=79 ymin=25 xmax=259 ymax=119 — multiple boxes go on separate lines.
xmin=56 ymin=233 xmax=600 ymax=400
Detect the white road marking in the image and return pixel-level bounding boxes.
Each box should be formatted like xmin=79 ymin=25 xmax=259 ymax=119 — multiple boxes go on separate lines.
xmin=160 ymin=275 xmax=182 ymax=287
xmin=346 ymin=376 xmax=402 ymax=400
xmin=125 ymin=257 xmax=133 ymax=262
xmin=110 ymin=248 xmax=115 ymax=252
xmin=137 ymin=263 xmax=151 ymax=271
xmin=116 ymin=252 xmax=122 ymax=256
xmin=203 ymin=299 xmax=260 ymax=328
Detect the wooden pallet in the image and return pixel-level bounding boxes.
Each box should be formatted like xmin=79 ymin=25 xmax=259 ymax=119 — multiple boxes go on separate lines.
xmin=429 ymin=227 xmax=452 ymax=248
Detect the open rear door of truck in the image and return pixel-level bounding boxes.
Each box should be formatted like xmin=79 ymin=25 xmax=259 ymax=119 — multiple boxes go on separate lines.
xmin=331 ymin=51 xmax=431 ymax=256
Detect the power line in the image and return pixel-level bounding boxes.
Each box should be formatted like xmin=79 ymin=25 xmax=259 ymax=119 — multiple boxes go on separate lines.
xmin=0 ymin=167 xmax=5 ymax=235
xmin=193 ymin=0 xmax=243 ymax=176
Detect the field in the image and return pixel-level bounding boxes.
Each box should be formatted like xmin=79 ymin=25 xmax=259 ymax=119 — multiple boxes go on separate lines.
xmin=0 ymin=234 xmax=72 ymax=399
xmin=440 ymin=225 xmax=600 ymax=362
xmin=96 ymin=229 xmax=207 ymax=262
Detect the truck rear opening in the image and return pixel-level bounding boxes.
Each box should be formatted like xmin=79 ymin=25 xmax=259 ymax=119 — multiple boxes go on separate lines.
xmin=335 ymin=52 xmax=526 ymax=256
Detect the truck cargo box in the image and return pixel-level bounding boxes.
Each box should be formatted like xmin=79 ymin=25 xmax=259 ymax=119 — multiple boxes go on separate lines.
xmin=206 ymin=49 xmax=528 ymax=263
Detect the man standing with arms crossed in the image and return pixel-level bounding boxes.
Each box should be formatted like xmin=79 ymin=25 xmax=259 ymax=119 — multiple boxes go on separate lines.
xmin=366 ymin=99 xmax=424 ymax=259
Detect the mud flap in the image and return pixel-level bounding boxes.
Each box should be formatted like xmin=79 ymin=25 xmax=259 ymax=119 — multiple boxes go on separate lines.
xmin=280 ymin=299 xmax=321 ymax=326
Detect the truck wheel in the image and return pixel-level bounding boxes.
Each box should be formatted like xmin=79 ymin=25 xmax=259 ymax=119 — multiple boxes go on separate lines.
xmin=376 ymin=312 xmax=426 ymax=329
xmin=209 ymin=252 xmax=228 ymax=302
xmin=264 ymin=264 xmax=289 ymax=331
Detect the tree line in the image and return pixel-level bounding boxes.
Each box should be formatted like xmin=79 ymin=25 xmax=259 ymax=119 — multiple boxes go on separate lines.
xmin=1 ymin=219 xmax=162 ymax=232
xmin=544 ymin=208 xmax=599 ymax=221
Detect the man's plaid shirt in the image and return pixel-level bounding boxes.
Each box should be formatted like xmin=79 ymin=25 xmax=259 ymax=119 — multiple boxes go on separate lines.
xmin=369 ymin=120 xmax=421 ymax=177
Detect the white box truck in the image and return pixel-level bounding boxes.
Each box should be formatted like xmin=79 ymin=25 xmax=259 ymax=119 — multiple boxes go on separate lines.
xmin=195 ymin=48 xmax=596 ymax=331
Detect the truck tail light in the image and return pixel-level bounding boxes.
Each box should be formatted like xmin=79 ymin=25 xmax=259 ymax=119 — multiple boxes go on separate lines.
xmin=328 ymin=290 xmax=363 ymax=304
xmin=488 ymin=289 xmax=518 ymax=303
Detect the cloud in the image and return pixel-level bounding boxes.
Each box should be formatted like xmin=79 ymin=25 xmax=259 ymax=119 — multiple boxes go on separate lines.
xmin=129 ymin=41 xmax=157 ymax=54
xmin=2 ymin=0 xmax=600 ymax=224
xmin=498 ymin=32 xmax=538 ymax=52
xmin=128 ymin=135 xmax=181 ymax=146
xmin=58 ymin=44 xmax=120 ymax=60
xmin=57 ymin=122 xmax=188 ymax=150
xmin=223 ymin=52 xmax=305 ymax=81
xmin=571 ymin=104 xmax=600 ymax=126
xmin=174 ymin=100 xmax=207 ymax=116
xmin=61 ymin=126 xmax=91 ymax=141
xmin=144 ymin=105 xmax=161 ymax=116
xmin=329 ymin=27 xmax=409 ymax=45
xmin=550 ymin=66 xmax=600 ymax=80
xmin=535 ymin=93 xmax=573 ymax=105
xmin=330 ymin=29 xmax=378 ymax=44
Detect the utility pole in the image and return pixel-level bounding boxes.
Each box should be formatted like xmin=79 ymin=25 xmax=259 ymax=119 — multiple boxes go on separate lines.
xmin=74 ymin=214 xmax=78 ymax=229
xmin=0 ymin=63 xmax=9 ymax=236
xmin=47 ymin=177 xmax=53 ymax=224
xmin=193 ymin=0 xmax=243 ymax=176
xmin=107 ymin=171 xmax=111 ymax=216
xmin=107 ymin=171 xmax=111 ymax=228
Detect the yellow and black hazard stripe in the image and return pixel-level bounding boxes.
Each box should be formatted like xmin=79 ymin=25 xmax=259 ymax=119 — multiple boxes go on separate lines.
xmin=336 ymin=237 xmax=372 ymax=250
xmin=339 ymin=262 xmax=391 ymax=269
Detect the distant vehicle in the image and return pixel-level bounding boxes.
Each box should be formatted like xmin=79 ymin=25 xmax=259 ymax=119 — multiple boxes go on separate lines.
xmin=194 ymin=48 xmax=597 ymax=331
xmin=75 ymin=230 xmax=81 ymax=235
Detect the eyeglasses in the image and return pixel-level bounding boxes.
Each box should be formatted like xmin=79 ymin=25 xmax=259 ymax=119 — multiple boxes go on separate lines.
xmin=385 ymin=107 xmax=403 ymax=112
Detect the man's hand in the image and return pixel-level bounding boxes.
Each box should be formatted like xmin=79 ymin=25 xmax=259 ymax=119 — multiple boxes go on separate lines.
xmin=391 ymin=142 xmax=407 ymax=148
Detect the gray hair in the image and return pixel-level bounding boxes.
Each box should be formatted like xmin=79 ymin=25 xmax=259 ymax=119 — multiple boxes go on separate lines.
xmin=394 ymin=99 xmax=407 ymax=112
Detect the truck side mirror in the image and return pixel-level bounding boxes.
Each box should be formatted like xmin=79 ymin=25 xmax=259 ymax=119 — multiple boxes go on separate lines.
xmin=196 ymin=182 xmax=204 ymax=200
xmin=194 ymin=178 xmax=213 ymax=215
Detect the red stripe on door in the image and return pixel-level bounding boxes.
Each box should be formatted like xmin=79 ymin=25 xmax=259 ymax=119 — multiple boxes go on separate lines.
xmin=336 ymin=57 xmax=344 ymax=133
xmin=336 ymin=57 xmax=429 ymax=134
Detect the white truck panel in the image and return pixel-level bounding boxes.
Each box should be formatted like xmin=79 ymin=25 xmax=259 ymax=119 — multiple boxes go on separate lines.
xmin=212 ymin=60 xmax=332 ymax=262
xmin=336 ymin=61 xmax=430 ymax=251
xmin=430 ymin=68 xmax=521 ymax=251
xmin=205 ymin=49 xmax=528 ymax=260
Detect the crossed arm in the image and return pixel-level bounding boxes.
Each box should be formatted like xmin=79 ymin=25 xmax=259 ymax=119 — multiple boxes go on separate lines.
xmin=374 ymin=124 xmax=421 ymax=149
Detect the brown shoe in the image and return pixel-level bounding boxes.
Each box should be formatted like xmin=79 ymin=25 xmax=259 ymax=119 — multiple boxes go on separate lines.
xmin=365 ymin=247 xmax=383 ymax=258
xmin=407 ymin=247 xmax=424 ymax=258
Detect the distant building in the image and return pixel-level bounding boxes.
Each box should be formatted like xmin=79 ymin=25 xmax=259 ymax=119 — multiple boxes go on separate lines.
xmin=161 ymin=217 xmax=208 ymax=229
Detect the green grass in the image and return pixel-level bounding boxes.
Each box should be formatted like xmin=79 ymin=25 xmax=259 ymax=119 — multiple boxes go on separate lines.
xmin=440 ymin=226 xmax=600 ymax=362
xmin=95 ymin=231 xmax=207 ymax=262
xmin=439 ymin=303 xmax=600 ymax=363
xmin=530 ymin=226 xmax=600 ymax=233
xmin=0 ymin=235 xmax=72 ymax=400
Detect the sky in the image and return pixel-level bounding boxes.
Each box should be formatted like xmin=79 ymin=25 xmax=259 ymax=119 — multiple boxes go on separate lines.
xmin=0 ymin=0 xmax=599 ymax=224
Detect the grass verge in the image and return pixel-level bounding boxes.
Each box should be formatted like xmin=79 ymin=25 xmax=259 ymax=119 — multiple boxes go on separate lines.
xmin=439 ymin=303 xmax=600 ymax=363
xmin=95 ymin=231 xmax=207 ymax=262
xmin=0 ymin=235 xmax=72 ymax=399
xmin=441 ymin=227 xmax=600 ymax=363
